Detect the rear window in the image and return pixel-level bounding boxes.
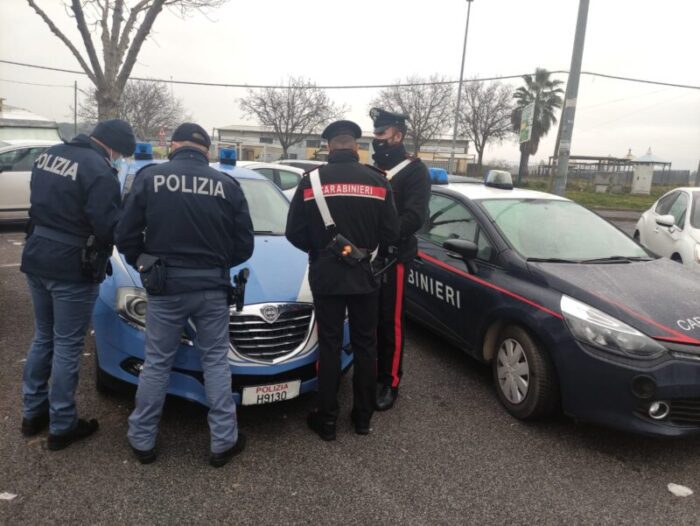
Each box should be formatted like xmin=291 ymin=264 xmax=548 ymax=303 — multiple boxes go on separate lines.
xmin=691 ymin=192 xmax=700 ymax=229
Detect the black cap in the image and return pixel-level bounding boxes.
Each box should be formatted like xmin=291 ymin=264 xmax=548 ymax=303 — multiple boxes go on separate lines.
xmin=91 ymin=119 xmax=136 ymax=156
xmin=369 ymin=107 xmax=409 ymax=133
xmin=171 ymin=122 xmax=211 ymax=149
xmin=321 ymin=120 xmax=362 ymax=140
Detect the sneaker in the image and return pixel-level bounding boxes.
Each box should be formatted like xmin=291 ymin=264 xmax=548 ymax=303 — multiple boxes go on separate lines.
xmin=307 ymin=410 xmax=336 ymax=441
xmin=47 ymin=419 xmax=99 ymax=451
xmin=21 ymin=412 xmax=50 ymax=437
xmin=131 ymin=446 xmax=157 ymax=465
xmin=209 ymin=432 xmax=247 ymax=468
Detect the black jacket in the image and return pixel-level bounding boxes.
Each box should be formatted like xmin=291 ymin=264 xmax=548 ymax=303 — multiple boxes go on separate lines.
xmin=115 ymin=147 xmax=254 ymax=294
xmin=377 ymin=151 xmax=431 ymax=262
xmin=286 ymin=149 xmax=399 ymax=295
xmin=21 ymin=134 xmax=121 ymax=282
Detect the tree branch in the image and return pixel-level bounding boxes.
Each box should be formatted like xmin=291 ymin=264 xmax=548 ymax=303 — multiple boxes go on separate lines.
xmin=70 ymin=0 xmax=105 ymax=84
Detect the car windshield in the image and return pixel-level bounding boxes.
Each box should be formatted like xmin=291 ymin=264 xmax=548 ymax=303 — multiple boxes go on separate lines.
xmin=479 ymin=198 xmax=649 ymax=262
xmin=238 ymin=178 xmax=289 ymax=235
xmin=691 ymin=192 xmax=700 ymax=230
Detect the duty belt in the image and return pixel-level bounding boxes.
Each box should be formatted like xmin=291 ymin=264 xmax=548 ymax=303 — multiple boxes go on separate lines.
xmin=33 ymin=225 xmax=88 ymax=248
xmin=166 ymin=267 xmax=228 ymax=279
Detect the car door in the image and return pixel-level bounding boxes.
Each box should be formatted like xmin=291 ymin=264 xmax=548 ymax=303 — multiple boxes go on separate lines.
xmin=0 ymin=146 xmax=47 ymax=215
xmin=656 ymin=191 xmax=689 ymax=261
xmin=645 ymin=191 xmax=679 ymax=255
xmin=411 ymin=192 xmax=497 ymax=353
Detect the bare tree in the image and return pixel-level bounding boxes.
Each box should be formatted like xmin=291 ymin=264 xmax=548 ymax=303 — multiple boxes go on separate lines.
xmin=458 ymin=80 xmax=513 ymax=175
xmin=370 ymin=75 xmax=454 ymax=155
xmin=27 ymin=0 xmax=227 ymax=119
xmin=239 ymin=77 xmax=346 ymax=158
xmin=79 ymin=79 xmax=188 ymax=139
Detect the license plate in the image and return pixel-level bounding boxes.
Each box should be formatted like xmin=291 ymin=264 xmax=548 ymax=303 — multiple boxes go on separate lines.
xmin=241 ymin=380 xmax=301 ymax=406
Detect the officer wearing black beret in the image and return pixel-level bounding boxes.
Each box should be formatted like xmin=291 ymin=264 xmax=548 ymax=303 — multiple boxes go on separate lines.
xmin=369 ymin=107 xmax=431 ymax=411
xmin=20 ymin=119 xmax=136 ymax=450
xmin=116 ymin=122 xmax=254 ymax=467
xmin=286 ymin=120 xmax=399 ymax=440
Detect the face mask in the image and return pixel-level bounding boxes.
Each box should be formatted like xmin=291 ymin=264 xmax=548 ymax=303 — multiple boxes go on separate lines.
xmin=372 ymin=138 xmax=391 ymax=153
xmin=111 ymin=156 xmax=122 ymax=170
xmin=372 ymin=139 xmax=407 ymax=169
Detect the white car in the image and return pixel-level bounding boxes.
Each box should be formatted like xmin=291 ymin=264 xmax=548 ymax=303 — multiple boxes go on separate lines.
xmin=236 ymin=161 xmax=304 ymax=199
xmin=634 ymin=187 xmax=700 ymax=270
xmin=0 ymin=140 xmax=60 ymax=222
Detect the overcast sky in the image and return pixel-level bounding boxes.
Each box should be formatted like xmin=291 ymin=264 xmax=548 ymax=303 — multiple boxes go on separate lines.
xmin=1 ymin=0 xmax=698 ymax=169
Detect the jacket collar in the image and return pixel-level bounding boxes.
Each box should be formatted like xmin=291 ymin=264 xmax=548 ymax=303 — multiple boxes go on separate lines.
xmin=169 ymin=147 xmax=209 ymax=163
xmin=327 ymin=149 xmax=359 ymax=163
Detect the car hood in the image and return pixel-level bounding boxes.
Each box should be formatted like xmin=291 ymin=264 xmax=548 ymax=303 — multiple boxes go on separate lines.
xmin=119 ymin=235 xmax=311 ymax=304
xmin=529 ymin=258 xmax=700 ymax=345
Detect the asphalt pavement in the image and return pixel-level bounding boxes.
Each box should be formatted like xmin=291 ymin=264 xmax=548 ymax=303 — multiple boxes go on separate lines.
xmin=2 ymin=220 xmax=700 ymax=525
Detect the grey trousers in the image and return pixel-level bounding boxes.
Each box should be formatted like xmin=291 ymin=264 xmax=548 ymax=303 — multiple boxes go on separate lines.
xmin=127 ymin=289 xmax=237 ymax=453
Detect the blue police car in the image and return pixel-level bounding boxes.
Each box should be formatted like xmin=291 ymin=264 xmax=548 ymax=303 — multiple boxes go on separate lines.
xmin=408 ymin=169 xmax=700 ymax=436
xmin=92 ymin=145 xmax=351 ymax=406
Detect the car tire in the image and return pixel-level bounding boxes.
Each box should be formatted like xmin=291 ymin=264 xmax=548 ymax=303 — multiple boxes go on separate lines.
xmin=492 ymin=325 xmax=559 ymax=420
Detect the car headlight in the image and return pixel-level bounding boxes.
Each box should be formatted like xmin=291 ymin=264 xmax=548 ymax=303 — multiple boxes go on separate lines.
xmin=695 ymin=244 xmax=700 ymax=263
xmin=116 ymin=287 xmax=147 ymax=328
xmin=560 ymin=295 xmax=666 ymax=359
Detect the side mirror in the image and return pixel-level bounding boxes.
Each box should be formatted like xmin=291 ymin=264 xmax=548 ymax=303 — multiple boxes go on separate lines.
xmin=655 ymin=214 xmax=675 ymax=228
xmin=443 ymin=239 xmax=479 ymax=273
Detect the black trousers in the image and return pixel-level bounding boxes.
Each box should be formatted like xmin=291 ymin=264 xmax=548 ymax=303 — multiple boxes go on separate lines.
xmin=314 ymin=291 xmax=379 ymax=423
xmin=377 ymin=262 xmax=408 ymax=388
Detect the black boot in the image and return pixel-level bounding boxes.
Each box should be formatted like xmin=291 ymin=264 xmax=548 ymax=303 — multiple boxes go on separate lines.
xmin=131 ymin=446 xmax=157 ymax=465
xmin=209 ymin=432 xmax=247 ymax=468
xmin=350 ymin=408 xmax=371 ymax=435
xmin=307 ymin=411 xmax=336 ymax=441
xmin=47 ymin=419 xmax=99 ymax=451
xmin=375 ymin=385 xmax=398 ymax=411
xmin=21 ymin=412 xmax=50 ymax=437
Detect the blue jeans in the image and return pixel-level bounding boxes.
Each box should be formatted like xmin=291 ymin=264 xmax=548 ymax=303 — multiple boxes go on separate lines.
xmin=127 ymin=289 xmax=237 ymax=454
xmin=23 ymin=274 xmax=99 ymax=435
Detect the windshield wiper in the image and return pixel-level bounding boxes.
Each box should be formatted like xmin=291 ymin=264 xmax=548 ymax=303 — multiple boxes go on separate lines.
xmin=526 ymin=257 xmax=580 ymax=264
xmin=581 ymin=256 xmax=653 ymax=264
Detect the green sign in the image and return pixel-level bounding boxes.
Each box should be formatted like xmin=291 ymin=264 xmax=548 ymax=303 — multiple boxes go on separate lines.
xmin=519 ymin=102 xmax=535 ymax=143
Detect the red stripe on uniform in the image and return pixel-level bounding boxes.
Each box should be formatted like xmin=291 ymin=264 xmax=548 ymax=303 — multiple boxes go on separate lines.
xmin=390 ymin=263 xmax=405 ymax=388
xmin=303 ymin=184 xmax=387 ymax=201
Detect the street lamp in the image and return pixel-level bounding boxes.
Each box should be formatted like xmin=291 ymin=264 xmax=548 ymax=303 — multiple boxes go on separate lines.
xmin=448 ymin=0 xmax=474 ymax=175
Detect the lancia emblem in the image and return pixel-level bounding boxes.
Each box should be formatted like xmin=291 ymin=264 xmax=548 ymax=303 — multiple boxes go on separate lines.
xmin=261 ymin=305 xmax=280 ymax=324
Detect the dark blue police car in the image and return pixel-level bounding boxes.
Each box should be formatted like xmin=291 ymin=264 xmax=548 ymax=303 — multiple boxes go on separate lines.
xmin=407 ymin=170 xmax=700 ymax=436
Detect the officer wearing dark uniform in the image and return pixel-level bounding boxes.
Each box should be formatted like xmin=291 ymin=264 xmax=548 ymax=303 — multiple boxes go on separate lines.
xmin=286 ymin=120 xmax=399 ymax=440
xmin=370 ymin=108 xmax=431 ymax=411
xmin=116 ymin=123 xmax=254 ymax=467
xmin=20 ymin=119 xmax=136 ymax=450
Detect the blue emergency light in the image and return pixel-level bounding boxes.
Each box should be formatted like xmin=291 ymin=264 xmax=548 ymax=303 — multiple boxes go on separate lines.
xmin=429 ymin=167 xmax=448 ymax=185
xmin=219 ymin=148 xmax=237 ymax=166
xmin=134 ymin=142 xmax=153 ymax=160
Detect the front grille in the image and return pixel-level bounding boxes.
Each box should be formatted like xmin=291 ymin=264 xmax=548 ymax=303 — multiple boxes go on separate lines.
xmin=668 ymin=399 xmax=700 ymax=425
xmin=229 ymin=303 xmax=313 ymax=361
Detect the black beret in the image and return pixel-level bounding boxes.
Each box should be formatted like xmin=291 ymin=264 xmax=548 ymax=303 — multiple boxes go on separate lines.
xmin=91 ymin=119 xmax=136 ymax=156
xmin=369 ymin=107 xmax=409 ymax=132
xmin=171 ymin=122 xmax=211 ymax=148
xmin=321 ymin=120 xmax=362 ymax=140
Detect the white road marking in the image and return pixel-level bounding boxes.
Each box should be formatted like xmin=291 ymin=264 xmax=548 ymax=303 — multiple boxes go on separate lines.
xmin=668 ymin=483 xmax=694 ymax=497
xmin=0 ymin=263 xmax=20 ymax=268
xmin=0 ymin=492 xmax=17 ymax=501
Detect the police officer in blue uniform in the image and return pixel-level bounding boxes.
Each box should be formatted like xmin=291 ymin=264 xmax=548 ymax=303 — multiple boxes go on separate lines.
xmin=20 ymin=119 xmax=136 ymax=450
xmin=370 ymin=108 xmax=431 ymax=411
xmin=116 ymin=123 xmax=254 ymax=467
xmin=286 ymin=120 xmax=399 ymax=440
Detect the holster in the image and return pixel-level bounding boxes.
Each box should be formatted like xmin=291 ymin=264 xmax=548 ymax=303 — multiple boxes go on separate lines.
xmin=80 ymin=235 xmax=113 ymax=283
xmin=136 ymin=253 xmax=166 ymax=294
xmin=326 ymin=233 xmax=369 ymax=267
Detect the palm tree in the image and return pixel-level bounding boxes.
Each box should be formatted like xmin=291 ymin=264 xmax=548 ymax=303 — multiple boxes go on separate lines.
xmin=511 ymin=68 xmax=564 ymax=184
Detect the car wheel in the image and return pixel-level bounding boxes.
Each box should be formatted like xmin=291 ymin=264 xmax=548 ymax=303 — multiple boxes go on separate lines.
xmin=492 ymin=325 xmax=559 ymax=420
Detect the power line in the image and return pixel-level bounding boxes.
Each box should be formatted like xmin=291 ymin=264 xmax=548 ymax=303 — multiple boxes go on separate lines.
xmin=0 ymin=77 xmax=73 ymax=88
xmin=1 ymin=58 xmax=699 ymax=90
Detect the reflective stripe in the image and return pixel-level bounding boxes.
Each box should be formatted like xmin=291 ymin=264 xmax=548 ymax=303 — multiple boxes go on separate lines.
xmin=390 ymin=263 xmax=405 ymax=388
xmin=385 ymin=159 xmax=411 ymax=181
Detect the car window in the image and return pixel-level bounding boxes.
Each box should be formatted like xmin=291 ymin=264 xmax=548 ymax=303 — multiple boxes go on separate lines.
xmin=253 ymin=168 xmax=275 ymax=183
xmin=420 ymin=194 xmax=493 ymax=261
xmin=667 ymin=192 xmax=689 ymax=228
xmin=278 ymin=170 xmax=300 ymax=190
xmin=691 ymin=192 xmax=700 ymax=230
xmin=655 ymin=191 xmax=679 ymax=215
xmin=0 ymin=147 xmax=46 ymax=172
xmin=237 ymin=178 xmax=289 ymax=234
xmin=480 ymin=199 xmax=648 ymax=261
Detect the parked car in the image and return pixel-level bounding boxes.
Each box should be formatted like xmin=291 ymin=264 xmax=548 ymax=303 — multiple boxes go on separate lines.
xmin=278 ymin=159 xmax=326 ymax=173
xmin=236 ymin=161 xmax=304 ymax=199
xmin=93 ymin=144 xmax=351 ymax=406
xmin=634 ymin=187 xmax=700 ymax=270
xmin=406 ymin=171 xmax=700 ymax=436
xmin=0 ymin=140 xmax=60 ymax=222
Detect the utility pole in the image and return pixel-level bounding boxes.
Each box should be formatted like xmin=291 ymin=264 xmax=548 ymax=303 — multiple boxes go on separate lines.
xmin=73 ymin=80 xmax=78 ymax=136
xmin=552 ymin=0 xmax=590 ymax=196
xmin=448 ymin=0 xmax=474 ymax=174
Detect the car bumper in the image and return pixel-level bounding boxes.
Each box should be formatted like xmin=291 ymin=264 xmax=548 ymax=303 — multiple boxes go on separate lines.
xmin=557 ymin=337 xmax=700 ymax=437
xmin=92 ymin=296 xmax=352 ymax=406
